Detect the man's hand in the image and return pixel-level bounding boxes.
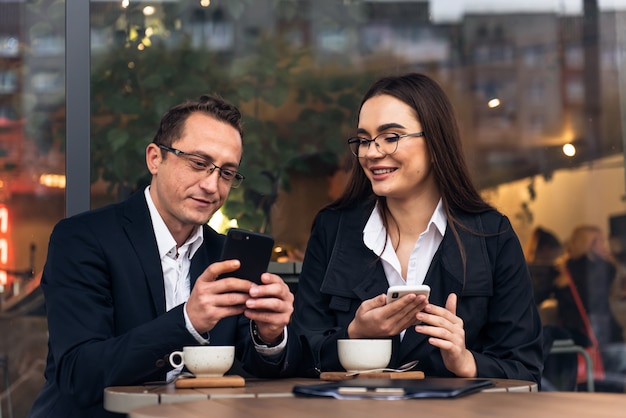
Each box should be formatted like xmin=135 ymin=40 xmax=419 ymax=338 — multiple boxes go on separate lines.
xmin=244 ymin=273 xmax=294 ymax=345
xmin=186 ymin=260 xmax=253 ymax=334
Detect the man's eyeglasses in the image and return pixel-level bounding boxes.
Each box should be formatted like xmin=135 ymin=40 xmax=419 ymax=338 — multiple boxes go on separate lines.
xmin=158 ymin=145 xmax=245 ymax=188
xmin=347 ymin=132 xmax=425 ymax=158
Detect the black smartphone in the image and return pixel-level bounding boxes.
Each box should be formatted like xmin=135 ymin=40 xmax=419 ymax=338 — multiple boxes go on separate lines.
xmin=219 ymin=228 xmax=274 ymax=284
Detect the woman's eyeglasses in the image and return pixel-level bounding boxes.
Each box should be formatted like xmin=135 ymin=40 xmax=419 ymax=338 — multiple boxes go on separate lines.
xmin=347 ymin=132 xmax=424 ymax=158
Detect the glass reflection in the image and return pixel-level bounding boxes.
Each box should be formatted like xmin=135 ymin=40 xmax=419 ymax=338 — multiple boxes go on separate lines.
xmin=0 ymin=0 xmax=625 ymax=414
xmin=88 ymin=0 xmax=626 ymax=394
xmin=86 ymin=1 xmax=626 ymax=229
xmin=1 ymin=1 xmax=66 ymax=417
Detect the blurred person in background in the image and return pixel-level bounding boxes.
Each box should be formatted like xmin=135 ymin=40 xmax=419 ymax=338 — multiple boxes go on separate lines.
xmin=525 ymin=226 xmax=563 ymax=307
xmin=554 ymin=225 xmax=624 ymax=390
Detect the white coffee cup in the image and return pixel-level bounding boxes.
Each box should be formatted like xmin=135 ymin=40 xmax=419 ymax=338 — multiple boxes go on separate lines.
xmin=337 ymin=339 xmax=392 ymax=372
xmin=168 ymin=346 xmax=235 ymax=377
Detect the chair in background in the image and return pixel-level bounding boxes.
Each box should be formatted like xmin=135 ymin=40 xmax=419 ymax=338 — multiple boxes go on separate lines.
xmin=539 ymin=300 xmax=595 ymax=392
xmin=549 ymin=339 xmax=594 ymax=392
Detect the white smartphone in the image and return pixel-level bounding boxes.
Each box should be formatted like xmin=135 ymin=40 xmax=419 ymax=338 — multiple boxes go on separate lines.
xmin=386 ymin=284 xmax=431 ymax=304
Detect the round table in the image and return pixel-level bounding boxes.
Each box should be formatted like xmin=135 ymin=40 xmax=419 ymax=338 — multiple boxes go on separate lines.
xmin=104 ymin=377 xmax=538 ymax=414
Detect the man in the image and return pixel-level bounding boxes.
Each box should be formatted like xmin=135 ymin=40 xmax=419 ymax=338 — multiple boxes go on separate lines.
xmin=29 ymin=94 xmax=300 ymax=417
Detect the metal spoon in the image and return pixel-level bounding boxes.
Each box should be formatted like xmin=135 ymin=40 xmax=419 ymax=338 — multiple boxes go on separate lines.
xmin=345 ymin=360 xmax=419 ymax=377
xmin=142 ymin=372 xmax=195 ymax=392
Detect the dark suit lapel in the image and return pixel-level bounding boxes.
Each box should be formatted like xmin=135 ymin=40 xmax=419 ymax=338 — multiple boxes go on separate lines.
xmin=190 ymin=225 xmax=224 ymax=287
xmin=437 ymin=213 xmax=491 ymax=296
xmin=320 ymin=204 xmax=388 ymax=300
xmin=120 ymin=191 xmax=167 ymax=315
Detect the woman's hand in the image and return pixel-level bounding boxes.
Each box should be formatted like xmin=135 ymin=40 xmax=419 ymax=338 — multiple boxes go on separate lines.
xmin=415 ymin=293 xmax=477 ymax=377
xmin=347 ymin=293 xmax=427 ymax=339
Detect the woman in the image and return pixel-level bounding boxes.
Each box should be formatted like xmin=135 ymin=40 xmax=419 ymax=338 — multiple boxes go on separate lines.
xmin=292 ymin=73 xmax=543 ymax=383
xmin=554 ymin=226 xmax=623 ymax=357
xmin=552 ymin=226 xmax=626 ymax=390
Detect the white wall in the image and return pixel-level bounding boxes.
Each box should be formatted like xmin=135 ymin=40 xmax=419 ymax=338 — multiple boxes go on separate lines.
xmin=481 ymin=154 xmax=626 ymax=248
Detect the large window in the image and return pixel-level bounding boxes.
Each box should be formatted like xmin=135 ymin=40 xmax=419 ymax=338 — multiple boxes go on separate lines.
xmin=1 ymin=0 xmax=626 ymax=415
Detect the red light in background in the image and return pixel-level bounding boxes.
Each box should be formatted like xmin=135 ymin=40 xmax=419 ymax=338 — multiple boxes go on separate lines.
xmin=0 ymin=239 xmax=6 ymax=264
xmin=0 ymin=206 xmax=7 ymax=233
xmin=0 ymin=205 xmax=8 ymax=286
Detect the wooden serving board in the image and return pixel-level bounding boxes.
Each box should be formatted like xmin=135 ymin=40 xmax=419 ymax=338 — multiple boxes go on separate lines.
xmin=319 ymin=371 xmax=425 ymax=381
xmin=174 ymin=375 xmax=246 ymax=388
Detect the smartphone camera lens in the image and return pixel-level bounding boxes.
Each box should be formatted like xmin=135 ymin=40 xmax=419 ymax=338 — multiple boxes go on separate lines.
xmin=392 ymin=292 xmax=399 ymax=298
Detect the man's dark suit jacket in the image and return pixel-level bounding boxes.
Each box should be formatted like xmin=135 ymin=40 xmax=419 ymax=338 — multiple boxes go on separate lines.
xmin=292 ymin=201 xmax=543 ymax=384
xmin=28 ymin=191 xmax=299 ymax=418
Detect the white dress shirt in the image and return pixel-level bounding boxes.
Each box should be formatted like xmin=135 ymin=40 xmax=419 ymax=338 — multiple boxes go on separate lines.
xmin=145 ymin=187 xmax=206 ymax=380
xmin=363 ymin=199 xmax=447 ymax=285
xmin=363 ymin=199 xmax=447 ymax=337
xmin=145 ymin=187 xmax=205 ymax=334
